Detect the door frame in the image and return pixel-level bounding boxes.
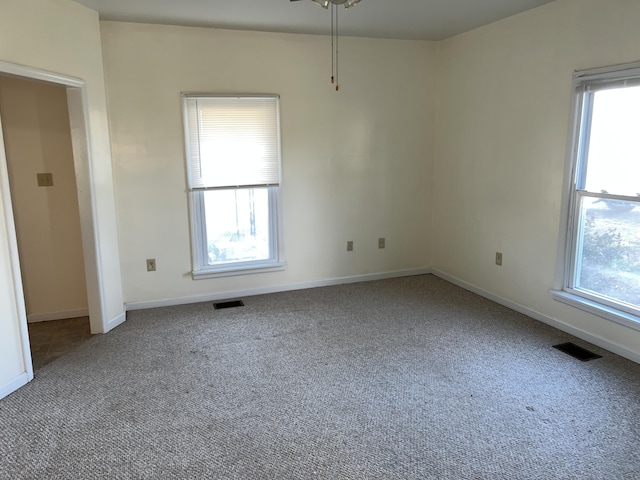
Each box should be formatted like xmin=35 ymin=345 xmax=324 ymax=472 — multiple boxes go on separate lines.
xmin=0 ymin=60 xmax=106 ymax=388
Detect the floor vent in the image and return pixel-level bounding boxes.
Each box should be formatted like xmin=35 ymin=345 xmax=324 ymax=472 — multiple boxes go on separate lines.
xmin=553 ymin=342 xmax=602 ymax=361
xmin=213 ymin=300 xmax=245 ymax=310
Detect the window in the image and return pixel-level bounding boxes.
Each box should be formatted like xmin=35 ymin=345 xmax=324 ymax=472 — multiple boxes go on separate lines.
xmin=554 ymin=62 xmax=640 ymax=328
xmin=182 ymin=94 xmax=285 ymax=278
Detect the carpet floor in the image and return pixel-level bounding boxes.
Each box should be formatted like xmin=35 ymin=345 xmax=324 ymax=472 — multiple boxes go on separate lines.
xmin=1 ymin=275 xmax=639 ymax=479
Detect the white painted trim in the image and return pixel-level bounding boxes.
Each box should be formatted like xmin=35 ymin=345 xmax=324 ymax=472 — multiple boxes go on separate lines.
xmin=192 ymin=261 xmax=287 ymax=279
xmin=126 ymin=267 xmax=432 ymax=311
xmin=553 ymin=76 xmax=582 ymax=291
xmin=550 ymin=289 xmax=640 ymax=332
xmin=65 ymin=85 xmax=106 ymax=335
xmin=0 ymin=60 xmax=84 ymax=88
xmin=0 ymin=60 xmax=113 ymax=337
xmin=105 ymin=312 xmax=126 ymax=333
xmin=0 ymin=98 xmax=33 ymax=388
xmin=432 ymin=269 xmax=640 ymax=365
xmin=0 ymin=372 xmax=29 ymax=401
xmin=27 ymin=309 xmax=90 ymax=323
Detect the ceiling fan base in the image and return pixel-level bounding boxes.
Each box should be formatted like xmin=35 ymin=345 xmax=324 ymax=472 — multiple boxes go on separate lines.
xmin=291 ymin=0 xmax=362 ymax=9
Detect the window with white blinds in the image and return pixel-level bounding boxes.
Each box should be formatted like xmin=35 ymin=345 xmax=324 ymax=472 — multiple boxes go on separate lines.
xmin=183 ymin=95 xmax=281 ymax=190
xmin=181 ymin=94 xmax=285 ymax=278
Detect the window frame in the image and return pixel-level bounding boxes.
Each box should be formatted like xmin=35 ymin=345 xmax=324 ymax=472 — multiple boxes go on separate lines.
xmin=552 ymin=61 xmax=640 ymax=330
xmin=182 ymin=93 xmax=286 ymax=279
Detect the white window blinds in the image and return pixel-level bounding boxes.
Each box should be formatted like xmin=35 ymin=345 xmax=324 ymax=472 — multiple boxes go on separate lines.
xmin=575 ymin=62 xmax=640 ymax=93
xmin=183 ymin=95 xmax=281 ymax=190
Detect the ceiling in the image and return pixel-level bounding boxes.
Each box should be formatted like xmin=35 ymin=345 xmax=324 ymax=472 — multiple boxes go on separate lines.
xmin=71 ymin=0 xmax=555 ymax=41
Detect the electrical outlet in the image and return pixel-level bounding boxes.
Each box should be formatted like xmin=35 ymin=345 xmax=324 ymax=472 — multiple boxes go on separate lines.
xmin=146 ymin=258 xmax=156 ymax=272
xmin=495 ymin=252 xmax=503 ymax=266
xmin=347 ymin=241 xmax=353 ymax=252
xmin=378 ymin=237 xmax=385 ymax=249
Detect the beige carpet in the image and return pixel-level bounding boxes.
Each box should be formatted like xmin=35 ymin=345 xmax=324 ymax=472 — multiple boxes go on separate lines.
xmin=1 ymin=275 xmax=639 ymax=479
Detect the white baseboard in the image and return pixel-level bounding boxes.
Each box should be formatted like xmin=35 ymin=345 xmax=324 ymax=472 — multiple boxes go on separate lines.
xmin=27 ymin=308 xmax=89 ymax=323
xmin=0 ymin=372 xmax=30 ymax=401
xmin=432 ymin=269 xmax=640 ymax=365
xmin=125 ymin=267 xmax=432 ymax=311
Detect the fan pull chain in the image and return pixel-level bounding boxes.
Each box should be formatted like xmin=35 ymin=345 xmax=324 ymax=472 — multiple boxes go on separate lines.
xmin=335 ymin=6 xmax=339 ymax=91
xmin=331 ymin=3 xmax=335 ymax=86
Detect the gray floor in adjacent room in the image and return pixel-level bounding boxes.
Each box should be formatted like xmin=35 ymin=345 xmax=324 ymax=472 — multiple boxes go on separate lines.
xmin=27 ymin=317 xmax=92 ymax=370
xmin=1 ymin=275 xmax=639 ymax=479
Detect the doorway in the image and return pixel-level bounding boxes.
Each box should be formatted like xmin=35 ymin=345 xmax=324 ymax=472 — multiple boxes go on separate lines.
xmin=0 ymin=59 xmax=125 ymax=399
xmin=0 ymin=74 xmax=91 ymax=370
xmin=0 ymin=59 xmax=115 ymax=393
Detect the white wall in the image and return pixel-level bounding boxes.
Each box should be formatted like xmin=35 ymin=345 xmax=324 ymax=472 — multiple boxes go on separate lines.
xmin=434 ymin=0 xmax=640 ymax=357
xmin=0 ymin=0 xmax=125 ymax=331
xmin=0 ymin=76 xmax=88 ymax=321
xmin=100 ymin=22 xmax=436 ymax=305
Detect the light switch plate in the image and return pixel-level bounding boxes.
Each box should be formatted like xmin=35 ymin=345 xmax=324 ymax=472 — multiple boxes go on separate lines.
xmin=37 ymin=173 xmax=54 ymax=187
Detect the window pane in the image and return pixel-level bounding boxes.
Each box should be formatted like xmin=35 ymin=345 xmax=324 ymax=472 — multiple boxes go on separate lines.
xmin=203 ymin=188 xmax=271 ymax=265
xmin=575 ymin=197 xmax=640 ymax=308
xmin=584 ymin=86 xmax=640 ymax=196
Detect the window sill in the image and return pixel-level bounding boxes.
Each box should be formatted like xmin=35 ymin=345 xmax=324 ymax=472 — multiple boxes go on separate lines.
xmin=551 ymin=289 xmax=640 ymax=332
xmin=192 ymin=260 xmax=286 ymax=280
